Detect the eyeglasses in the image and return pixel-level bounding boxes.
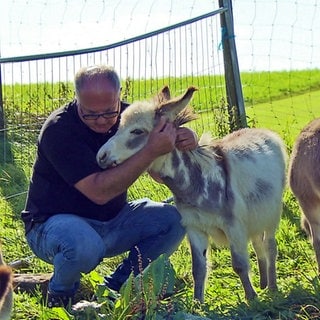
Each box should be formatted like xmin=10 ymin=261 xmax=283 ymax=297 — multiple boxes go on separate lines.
xmin=79 ymin=101 xmax=120 ymax=120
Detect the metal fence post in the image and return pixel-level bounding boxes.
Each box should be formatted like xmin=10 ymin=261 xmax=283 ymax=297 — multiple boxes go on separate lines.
xmin=219 ymin=0 xmax=247 ymax=130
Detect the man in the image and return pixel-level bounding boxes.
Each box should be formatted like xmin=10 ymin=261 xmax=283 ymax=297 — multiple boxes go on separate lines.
xmin=21 ymin=65 xmax=198 ymax=308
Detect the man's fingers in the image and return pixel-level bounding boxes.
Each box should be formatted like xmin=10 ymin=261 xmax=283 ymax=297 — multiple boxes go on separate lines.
xmin=154 ymin=116 xmax=167 ymax=132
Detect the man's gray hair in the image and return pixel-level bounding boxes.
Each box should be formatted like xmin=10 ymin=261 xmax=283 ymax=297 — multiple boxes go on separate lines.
xmin=74 ymin=65 xmax=121 ymax=97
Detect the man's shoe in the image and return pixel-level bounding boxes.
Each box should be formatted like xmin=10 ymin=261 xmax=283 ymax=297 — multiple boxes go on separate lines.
xmin=103 ymin=276 xmax=123 ymax=292
xmin=47 ymin=291 xmax=74 ymax=308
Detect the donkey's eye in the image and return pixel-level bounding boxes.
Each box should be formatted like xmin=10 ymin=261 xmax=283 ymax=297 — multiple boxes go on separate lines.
xmin=130 ymin=129 xmax=144 ymax=135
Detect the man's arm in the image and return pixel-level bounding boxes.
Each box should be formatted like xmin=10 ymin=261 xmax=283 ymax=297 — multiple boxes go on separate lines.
xmin=75 ymin=117 xmax=176 ymax=205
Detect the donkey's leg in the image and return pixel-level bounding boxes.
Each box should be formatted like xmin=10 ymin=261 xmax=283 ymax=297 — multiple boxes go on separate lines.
xmin=300 ymin=201 xmax=320 ymax=273
xmin=264 ymin=230 xmax=278 ymax=291
xmin=252 ymin=233 xmax=268 ymax=289
xmin=228 ymin=229 xmax=257 ymax=300
xmin=187 ymin=228 xmax=209 ymax=303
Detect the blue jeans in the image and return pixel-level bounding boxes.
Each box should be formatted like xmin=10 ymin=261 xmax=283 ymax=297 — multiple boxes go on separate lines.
xmin=25 ymin=198 xmax=185 ymax=296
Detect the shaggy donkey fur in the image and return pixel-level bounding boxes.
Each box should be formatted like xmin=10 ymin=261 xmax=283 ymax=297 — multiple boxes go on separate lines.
xmin=97 ymin=86 xmax=287 ymax=302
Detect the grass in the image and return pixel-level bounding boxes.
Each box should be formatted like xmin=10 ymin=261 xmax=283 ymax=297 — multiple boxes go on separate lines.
xmin=245 ymin=89 xmax=320 ymax=146
xmin=1 ymin=69 xmax=320 ymax=319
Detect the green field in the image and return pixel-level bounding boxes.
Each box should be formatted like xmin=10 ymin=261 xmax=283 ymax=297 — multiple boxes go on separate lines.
xmin=245 ymin=89 xmax=320 ymax=143
xmin=1 ymin=69 xmax=320 ymax=319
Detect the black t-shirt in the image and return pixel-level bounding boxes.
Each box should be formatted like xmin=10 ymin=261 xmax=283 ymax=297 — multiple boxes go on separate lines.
xmin=21 ymin=100 xmax=129 ymax=227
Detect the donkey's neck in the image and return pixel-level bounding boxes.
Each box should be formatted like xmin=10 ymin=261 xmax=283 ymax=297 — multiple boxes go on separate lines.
xmin=149 ymin=147 xmax=227 ymax=209
xmin=149 ymin=146 xmax=221 ymax=178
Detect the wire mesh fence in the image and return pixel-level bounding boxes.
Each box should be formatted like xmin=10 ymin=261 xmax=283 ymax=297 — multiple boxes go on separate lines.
xmin=0 ymin=5 xmax=237 ymax=263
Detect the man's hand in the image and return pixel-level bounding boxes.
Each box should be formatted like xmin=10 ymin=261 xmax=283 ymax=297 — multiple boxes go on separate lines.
xmin=147 ymin=125 xmax=198 ymax=184
xmin=175 ymin=127 xmax=198 ymax=151
xmin=145 ymin=117 xmax=177 ymax=158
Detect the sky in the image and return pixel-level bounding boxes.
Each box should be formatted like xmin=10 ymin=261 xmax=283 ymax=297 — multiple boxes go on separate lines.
xmin=1 ymin=0 xmax=320 ymax=76
xmin=0 ymin=0 xmax=220 ymax=56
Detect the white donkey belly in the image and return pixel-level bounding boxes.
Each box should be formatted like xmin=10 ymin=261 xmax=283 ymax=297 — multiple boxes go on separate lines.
xmin=176 ymin=204 xmax=230 ymax=246
xmin=176 ymin=187 xmax=281 ymax=248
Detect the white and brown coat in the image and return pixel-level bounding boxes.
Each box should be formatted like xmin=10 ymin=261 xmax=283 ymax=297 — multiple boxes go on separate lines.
xmin=97 ymin=86 xmax=287 ymax=302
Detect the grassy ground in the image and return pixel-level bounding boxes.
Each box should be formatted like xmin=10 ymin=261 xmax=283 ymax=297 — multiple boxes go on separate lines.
xmin=245 ymin=89 xmax=320 ymax=146
xmin=1 ymin=70 xmax=320 ymax=319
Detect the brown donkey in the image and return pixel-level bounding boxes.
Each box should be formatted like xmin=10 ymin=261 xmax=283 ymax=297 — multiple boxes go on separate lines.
xmin=288 ymin=118 xmax=320 ymax=272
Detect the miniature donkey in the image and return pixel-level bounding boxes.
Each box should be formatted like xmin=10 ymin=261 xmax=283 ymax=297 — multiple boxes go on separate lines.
xmin=288 ymin=118 xmax=320 ymax=273
xmin=97 ymin=86 xmax=287 ymax=302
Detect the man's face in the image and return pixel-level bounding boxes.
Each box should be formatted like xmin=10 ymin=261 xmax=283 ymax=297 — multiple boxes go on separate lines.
xmin=77 ymin=79 xmax=120 ymax=134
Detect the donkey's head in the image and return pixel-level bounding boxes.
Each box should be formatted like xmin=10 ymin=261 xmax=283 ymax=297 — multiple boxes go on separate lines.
xmin=96 ymin=86 xmax=197 ymax=169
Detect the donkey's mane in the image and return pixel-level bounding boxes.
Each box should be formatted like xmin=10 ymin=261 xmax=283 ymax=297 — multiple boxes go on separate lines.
xmin=173 ymin=105 xmax=198 ymax=127
xmin=170 ymin=105 xmax=224 ymax=162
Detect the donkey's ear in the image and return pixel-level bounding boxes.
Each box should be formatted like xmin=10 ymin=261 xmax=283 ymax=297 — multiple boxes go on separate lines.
xmin=155 ymin=86 xmax=198 ymax=121
xmin=154 ymin=85 xmax=171 ymax=105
